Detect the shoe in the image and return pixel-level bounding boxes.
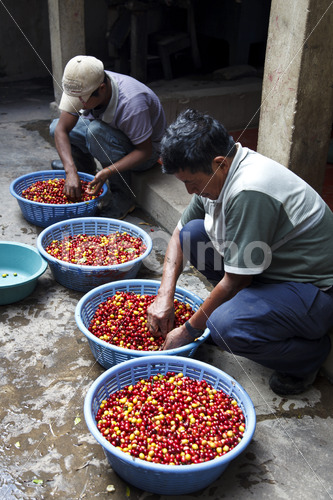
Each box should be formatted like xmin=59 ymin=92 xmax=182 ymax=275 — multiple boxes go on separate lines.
xmin=51 ymin=146 xmax=96 ymax=175
xmin=51 ymin=160 xmax=65 ymax=170
xmin=269 ymin=370 xmax=318 ymax=396
xmin=97 ymin=194 xmax=135 ymax=220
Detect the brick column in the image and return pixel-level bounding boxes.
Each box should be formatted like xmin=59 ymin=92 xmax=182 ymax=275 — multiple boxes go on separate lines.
xmin=257 ymin=0 xmax=333 ymax=193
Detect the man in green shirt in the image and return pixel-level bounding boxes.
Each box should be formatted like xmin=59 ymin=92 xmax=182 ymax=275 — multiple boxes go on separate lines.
xmin=147 ymin=109 xmax=333 ymax=396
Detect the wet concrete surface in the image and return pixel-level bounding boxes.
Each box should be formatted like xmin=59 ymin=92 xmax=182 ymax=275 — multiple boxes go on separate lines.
xmin=1 ymin=78 xmax=333 ymax=500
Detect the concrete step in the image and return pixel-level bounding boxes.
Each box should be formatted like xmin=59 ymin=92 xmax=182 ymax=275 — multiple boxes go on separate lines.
xmin=132 ymin=164 xmax=191 ymax=234
xmin=133 ymin=75 xmax=263 ymax=232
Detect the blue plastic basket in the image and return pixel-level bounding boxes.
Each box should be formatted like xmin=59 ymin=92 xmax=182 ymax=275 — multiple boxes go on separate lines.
xmin=9 ymin=170 xmax=107 ymax=227
xmin=84 ymin=355 xmax=256 ymax=495
xmin=75 ymin=279 xmax=211 ymax=368
xmin=36 ymin=219 xmax=152 ymax=292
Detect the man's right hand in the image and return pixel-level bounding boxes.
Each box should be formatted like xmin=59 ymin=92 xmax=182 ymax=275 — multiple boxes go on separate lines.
xmin=63 ymin=170 xmax=82 ymax=201
xmin=147 ymin=294 xmax=176 ymax=337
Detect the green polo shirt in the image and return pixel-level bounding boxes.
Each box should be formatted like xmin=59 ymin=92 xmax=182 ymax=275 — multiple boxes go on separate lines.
xmin=178 ymin=145 xmax=333 ymax=288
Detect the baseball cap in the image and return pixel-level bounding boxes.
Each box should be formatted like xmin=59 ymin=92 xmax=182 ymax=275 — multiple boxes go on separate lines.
xmin=59 ymin=55 xmax=105 ymax=113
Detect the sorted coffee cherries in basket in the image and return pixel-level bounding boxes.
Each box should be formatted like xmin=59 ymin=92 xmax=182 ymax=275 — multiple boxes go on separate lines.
xmin=21 ymin=178 xmax=101 ymax=204
xmin=95 ymin=371 xmax=246 ymax=465
xmin=89 ymin=291 xmax=195 ymax=351
xmin=45 ymin=232 xmax=146 ymax=266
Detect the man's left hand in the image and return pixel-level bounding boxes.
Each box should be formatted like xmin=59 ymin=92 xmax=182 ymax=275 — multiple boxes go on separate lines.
xmin=87 ymin=169 xmax=109 ymax=195
xmin=162 ymin=325 xmax=193 ymax=350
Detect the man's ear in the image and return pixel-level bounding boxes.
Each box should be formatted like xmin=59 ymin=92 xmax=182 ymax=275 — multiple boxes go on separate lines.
xmin=212 ymin=156 xmax=227 ymax=171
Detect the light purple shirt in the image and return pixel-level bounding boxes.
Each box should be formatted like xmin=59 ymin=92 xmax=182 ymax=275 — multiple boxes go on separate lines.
xmin=82 ymin=71 xmax=166 ymax=154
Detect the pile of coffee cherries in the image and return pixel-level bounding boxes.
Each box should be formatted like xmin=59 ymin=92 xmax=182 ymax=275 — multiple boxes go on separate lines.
xmin=45 ymin=232 xmax=146 ymax=266
xmin=96 ymin=371 xmax=246 ymax=465
xmin=21 ymin=178 xmax=100 ymax=204
xmin=89 ymin=291 xmax=194 ymax=350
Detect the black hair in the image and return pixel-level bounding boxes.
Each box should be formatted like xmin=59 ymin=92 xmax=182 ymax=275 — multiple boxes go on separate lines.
xmin=161 ymin=109 xmax=236 ymax=175
xmin=90 ymin=72 xmax=108 ymax=98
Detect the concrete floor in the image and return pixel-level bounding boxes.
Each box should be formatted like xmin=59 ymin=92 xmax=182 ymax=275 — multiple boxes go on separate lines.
xmin=1 ymin=77 xmax=333 ymax=500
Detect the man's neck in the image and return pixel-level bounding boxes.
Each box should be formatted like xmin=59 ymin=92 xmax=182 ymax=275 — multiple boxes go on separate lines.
xmin=103 ymin=75 xmax=112 ymax=106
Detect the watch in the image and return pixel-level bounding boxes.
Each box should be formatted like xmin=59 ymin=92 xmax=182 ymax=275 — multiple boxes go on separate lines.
xmin=185 ymin=320 xmax=204 ymax=340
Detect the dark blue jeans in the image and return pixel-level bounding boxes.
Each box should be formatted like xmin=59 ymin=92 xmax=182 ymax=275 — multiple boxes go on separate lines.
xmin=50 ymin=118 xmax=158 ymax=170
xmin=180 ymin=219 xmax=333 ymax=377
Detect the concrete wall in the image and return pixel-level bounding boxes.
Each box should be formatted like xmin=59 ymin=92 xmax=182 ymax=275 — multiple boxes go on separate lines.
xmin=258 ymin=0 xmax=333 ymax=193
xmin=0 ymin=0 xmax=108 ymax=81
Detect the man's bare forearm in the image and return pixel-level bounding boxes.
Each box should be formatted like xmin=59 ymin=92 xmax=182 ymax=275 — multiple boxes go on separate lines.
xmin=54 ymin=112 xmax=79 ymax=175
xmin=157 ymin=226 xmax=185 ymax=299
xmin=54 ymin=132 xmax=77 ymax=174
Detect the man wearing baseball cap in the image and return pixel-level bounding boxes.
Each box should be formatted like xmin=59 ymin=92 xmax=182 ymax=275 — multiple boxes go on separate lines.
xmin=50 ymin=55 xmax=166 ymax=219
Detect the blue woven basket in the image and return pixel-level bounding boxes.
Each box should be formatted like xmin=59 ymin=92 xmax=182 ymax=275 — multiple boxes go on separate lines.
xmin=36 ymin=219 xmax=152 ymax=292
xmin=84 ymin=355 xmax=256 ymax=495
xmin=75 ymin=279 xmax=211 ymax=368
xmin=9 ymin=170 xmax=107 ymax=227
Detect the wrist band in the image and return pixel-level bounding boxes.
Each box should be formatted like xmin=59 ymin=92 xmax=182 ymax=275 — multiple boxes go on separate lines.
xmin=185 ymin=320 xmax=204 ymax=339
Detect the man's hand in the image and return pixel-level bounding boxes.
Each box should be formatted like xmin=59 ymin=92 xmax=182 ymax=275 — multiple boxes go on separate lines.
xmin=87 ymin=168 xmax=109 ymax=195
xmin=162 ymin=324 xmax=193 ymax=350
xmin=63 ymin=170 xmax=82 ymax=201
xmin=147 ymin=295 xmax=176 ymax=337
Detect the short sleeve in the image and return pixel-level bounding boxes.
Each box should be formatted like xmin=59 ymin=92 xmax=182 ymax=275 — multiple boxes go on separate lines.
xmin=118 ymin=107 xmax=152 ymax=145
xmin=177 ymin=195 xmax=205 ymax=230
